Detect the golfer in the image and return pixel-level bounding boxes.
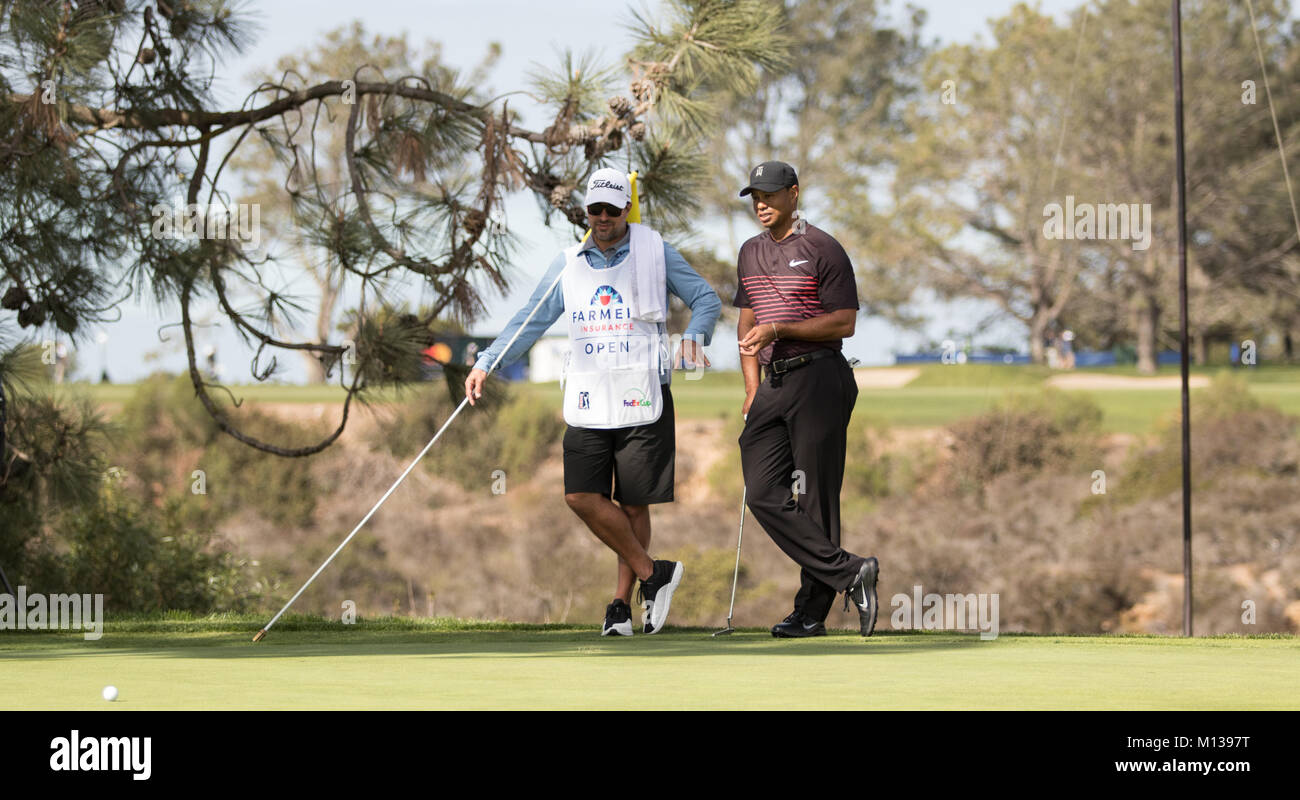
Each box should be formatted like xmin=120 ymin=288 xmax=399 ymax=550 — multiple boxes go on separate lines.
xmin=465 ymin=168 xmax=721 ymax=636
xmin=733 ymin=160 xmax=880 ymax=637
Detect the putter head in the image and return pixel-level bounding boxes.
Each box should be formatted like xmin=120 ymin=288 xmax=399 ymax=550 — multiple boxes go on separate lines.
xmin=711 ymin=625 xmax=735 ymax=637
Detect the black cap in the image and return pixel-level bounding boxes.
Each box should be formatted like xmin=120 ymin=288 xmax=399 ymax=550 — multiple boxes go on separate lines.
xmin=739 ymin=161 xmax=798 ymax=197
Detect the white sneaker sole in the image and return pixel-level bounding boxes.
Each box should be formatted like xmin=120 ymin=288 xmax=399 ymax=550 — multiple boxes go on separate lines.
xmin=647 ymin=562 xmax=683 ymax=634
xmin=602 ymin=619 xmax=633 ymax=636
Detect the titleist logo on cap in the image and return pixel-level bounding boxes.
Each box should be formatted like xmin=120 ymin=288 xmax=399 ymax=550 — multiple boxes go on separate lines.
xmin=591 ymin=178 xmax=625 ymax=191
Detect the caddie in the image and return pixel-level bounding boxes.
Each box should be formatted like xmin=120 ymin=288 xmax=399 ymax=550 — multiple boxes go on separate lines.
xmin=465 ymin=167 xmax=721 ymax=636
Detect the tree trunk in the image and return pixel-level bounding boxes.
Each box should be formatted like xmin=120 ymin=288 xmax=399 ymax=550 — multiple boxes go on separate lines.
xmin=1136 ymin=295 xmax=1160 ymax=374
xmin=1029 ymin=312 xmax=1048 ymax=365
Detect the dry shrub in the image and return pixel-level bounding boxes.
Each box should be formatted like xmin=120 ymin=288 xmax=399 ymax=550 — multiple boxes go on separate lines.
xmin=946 ymin=389 xmax=1102 ymax=499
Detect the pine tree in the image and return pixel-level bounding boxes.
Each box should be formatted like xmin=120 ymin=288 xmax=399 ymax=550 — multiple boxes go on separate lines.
xmin=0 ymin=0 xmax=790 ymax=459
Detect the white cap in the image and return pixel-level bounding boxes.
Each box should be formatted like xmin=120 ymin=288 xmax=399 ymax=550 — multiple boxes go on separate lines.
xmin=584 ymin=168 xmax=630 ymax=207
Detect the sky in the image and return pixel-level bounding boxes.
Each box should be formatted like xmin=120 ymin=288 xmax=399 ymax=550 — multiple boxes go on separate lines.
xmin=81 ymin=0 xmax=1105 ymax=383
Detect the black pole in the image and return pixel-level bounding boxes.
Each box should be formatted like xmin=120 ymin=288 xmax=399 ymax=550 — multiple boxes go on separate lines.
xmin=0 ymin=379 xmax=12 ymax=596
xmin=1172 ymin=0 xmax=1193 ymax=637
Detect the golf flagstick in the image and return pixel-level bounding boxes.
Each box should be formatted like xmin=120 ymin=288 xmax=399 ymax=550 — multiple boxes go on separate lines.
xmin=253 ymin=262 xmax=570 ymax=643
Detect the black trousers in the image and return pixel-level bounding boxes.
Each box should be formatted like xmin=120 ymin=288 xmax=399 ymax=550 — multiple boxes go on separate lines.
xmin=738 ymin=354 xmax=864 ymax=622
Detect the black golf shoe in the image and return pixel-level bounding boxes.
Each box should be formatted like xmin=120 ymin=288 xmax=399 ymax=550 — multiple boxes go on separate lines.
xmin=637 ymin=560 xmax=683 ymax=635
xmin=770 ymin=610 xmax=827 ymax=638
xmin=641 ymin=599 xmax=655 ymax=634
xmin=602 ymin=599 xmax=633 ymax=636
xmin=844 ymin=557 xmax=880 ymax=637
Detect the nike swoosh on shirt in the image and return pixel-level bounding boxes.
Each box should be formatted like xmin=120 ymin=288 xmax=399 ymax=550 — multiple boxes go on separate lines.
xmin=788 ymin=259 xmax=809 ymax=267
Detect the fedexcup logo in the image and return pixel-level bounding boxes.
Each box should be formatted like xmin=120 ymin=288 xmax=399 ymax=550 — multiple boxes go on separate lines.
xmin=589 ymin=285 xmax=624 ymax=306
xmin=50 ymin=730 xmax=151 ymax=780
xmin=622 ymin=388 xmax=653 ymax=408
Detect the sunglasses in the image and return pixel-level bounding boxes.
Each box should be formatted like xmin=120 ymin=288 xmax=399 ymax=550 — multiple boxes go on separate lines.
xmin=586 ymin=203 xmax=625 ymax=218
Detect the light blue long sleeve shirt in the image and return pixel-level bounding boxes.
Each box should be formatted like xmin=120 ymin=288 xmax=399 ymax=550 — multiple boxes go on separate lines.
xmin=473 ymin=232 xmax=721 ymax=385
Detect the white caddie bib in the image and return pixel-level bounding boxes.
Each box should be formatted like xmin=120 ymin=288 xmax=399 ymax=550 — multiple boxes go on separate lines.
xmin=560 ymin=242 xmax=664 ymax=429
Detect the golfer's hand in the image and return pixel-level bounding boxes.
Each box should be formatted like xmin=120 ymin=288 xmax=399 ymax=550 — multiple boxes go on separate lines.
xmin=464 ymin=368 xmax=488 ymax=406
xmin=674 ymin=338 xmax=711 ymax=370
xmin=738 ymin=322 xmax=776 ymax=358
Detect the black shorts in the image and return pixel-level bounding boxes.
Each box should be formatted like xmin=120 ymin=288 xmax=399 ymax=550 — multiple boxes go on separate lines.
xmin=563 ymin=385 xmax=675 ymax=505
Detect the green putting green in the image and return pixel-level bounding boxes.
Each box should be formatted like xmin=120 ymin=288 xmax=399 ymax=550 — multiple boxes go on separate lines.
xmin=1 ymin=617 xmax=1295 ymax=710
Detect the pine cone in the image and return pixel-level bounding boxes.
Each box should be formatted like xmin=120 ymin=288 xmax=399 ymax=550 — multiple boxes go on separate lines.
xmin=631 ymin=79 xmax=655 ymax=102
xmin=629 ymin=122 xmax=646 ymax=141
xmin=138 ymin=48 xmax=156 ymax=65
xmin=550 ymin=185 xmax=572 ymax=208
xmin=53 ymin=307 xmax=77 ymax=334
xmin=17 ymin=304 xmax=45 ymax=328
xmin=463 ymin=209 xmax=487 ymax=238
xmin=2 ymin=286 xmax=29 ymax=310
xmin=608 ymin=95 xmax=633 ymax=117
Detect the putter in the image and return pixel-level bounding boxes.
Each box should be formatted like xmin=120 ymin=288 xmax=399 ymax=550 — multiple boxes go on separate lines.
xmin=713 ymin=485 xmax=747 ymax=637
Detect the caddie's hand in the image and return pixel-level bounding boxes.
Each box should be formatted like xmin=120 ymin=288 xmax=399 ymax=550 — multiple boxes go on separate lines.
xmin=464 ymin=368 xmax=488 ymax=406
xmin=738 ymin=322 xmax=776 ymax=358
xmin=674 ymin=338 xmax=712 ymax=370
xmin=742 ymin=390 xmax=756 ymax=418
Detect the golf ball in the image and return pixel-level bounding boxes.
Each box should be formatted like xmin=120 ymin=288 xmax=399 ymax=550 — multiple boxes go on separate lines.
xmin=102 ymin=685 xmax=118 ymax=702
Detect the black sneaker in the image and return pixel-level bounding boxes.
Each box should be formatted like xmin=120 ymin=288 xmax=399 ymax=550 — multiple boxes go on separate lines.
xmin=771 ymin=610 xmax=827 ymax=638
xmin=844 ymin=557 xmax=880 ymax=636
xmin=637 ymin=560 xmax=683 ymax=635
xmin=602 ymin=599 xmax=633 ymax=637
xmin=641 ymin=599 xmax=655 ymax=634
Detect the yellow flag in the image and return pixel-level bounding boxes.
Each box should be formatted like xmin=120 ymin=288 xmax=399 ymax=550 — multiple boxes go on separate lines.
xmin=627 ymin=171 xmax=641 ymax=223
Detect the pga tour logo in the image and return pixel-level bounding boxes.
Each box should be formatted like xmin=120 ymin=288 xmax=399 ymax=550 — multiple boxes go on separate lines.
xmin=50 ymin=731 xmax=152 ymax=781
xmin=577 ymin=391 xmax=590 ymax=410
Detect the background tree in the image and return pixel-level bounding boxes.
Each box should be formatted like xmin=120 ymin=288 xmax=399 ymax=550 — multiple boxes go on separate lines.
xmin=699 ymin=0 xmax=928 ymax=326
xmin=0 ymin=0 xmax=790 ymax=459
xmin=867 ymin=4 xmax=1097 ymax=364
xmin=856 ymin=0 xmax=1300 ymax=369
xmin=232 ymin=23 xmax=501 ymax=383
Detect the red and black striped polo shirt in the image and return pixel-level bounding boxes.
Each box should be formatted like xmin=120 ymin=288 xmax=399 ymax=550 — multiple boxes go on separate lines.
xmin=733 ymin=219 xmax=860 ymax=364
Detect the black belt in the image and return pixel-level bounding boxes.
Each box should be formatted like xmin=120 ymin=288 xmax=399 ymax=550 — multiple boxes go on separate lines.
xmin=763 ymin=349 xmax=839 ymax=383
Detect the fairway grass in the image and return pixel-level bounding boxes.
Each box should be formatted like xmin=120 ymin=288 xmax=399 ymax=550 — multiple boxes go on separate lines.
xmin=65 ymin=366 xmax=1300 ymax=432
xmin=2 ymin=618 xmax=1295 ymax=710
